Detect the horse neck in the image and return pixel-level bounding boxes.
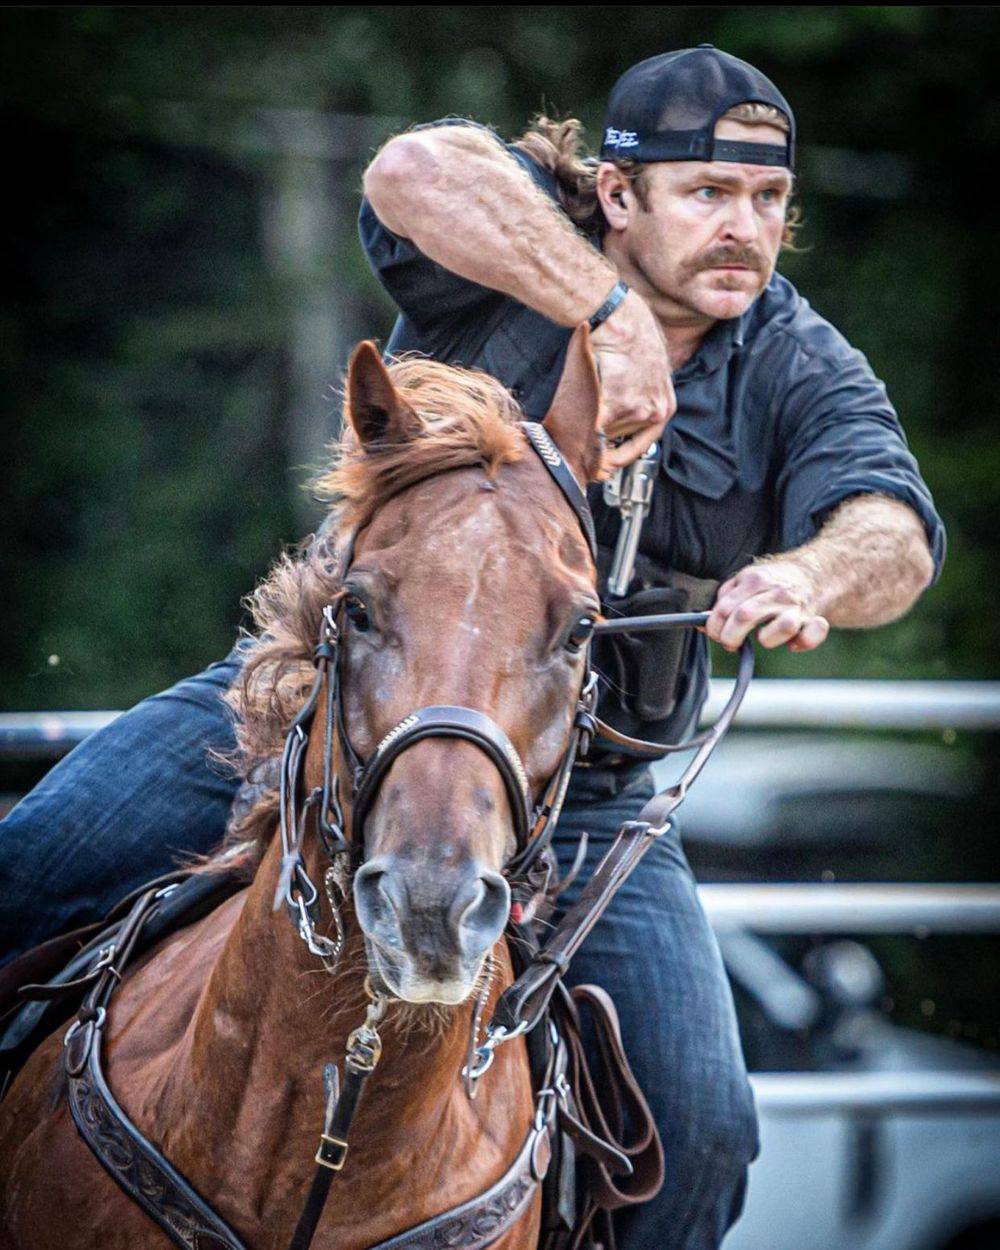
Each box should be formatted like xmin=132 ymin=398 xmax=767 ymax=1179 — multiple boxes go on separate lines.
xmin=167 ymin=831 xmax=500 ymax=1143
xmin=137 ymin=831 xmax=531 ymax=1240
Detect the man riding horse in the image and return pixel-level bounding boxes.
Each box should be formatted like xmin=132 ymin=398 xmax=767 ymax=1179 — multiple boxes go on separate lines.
xmin=0 ymin=45 xmax=943 ymax=1250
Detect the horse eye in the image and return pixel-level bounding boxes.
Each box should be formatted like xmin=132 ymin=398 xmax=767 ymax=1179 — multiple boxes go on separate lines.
xmin=565 ymin=615 xmax=595 ymax=654
xmin=344 ymin=594 xmax=371 ymax=632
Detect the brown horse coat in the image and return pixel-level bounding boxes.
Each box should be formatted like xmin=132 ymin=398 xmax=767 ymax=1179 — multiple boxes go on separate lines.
xmin=0 ymin=329 xmax=603 ymax=1249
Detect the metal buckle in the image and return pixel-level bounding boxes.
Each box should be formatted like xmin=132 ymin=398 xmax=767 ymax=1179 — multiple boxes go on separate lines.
xmin=461 ymin=1018 xmax=530 ymax=1083
xmin=315 ymin=1132 xmax=349 ymax=1171
xmin=321 ymin=604 xmax=339 ymax=642
xmin=64 ymin=1006 xmax=106 ymax=1047
xmin=534 ymin=1086 xmax=557 ymax=1132
xmin=579 ymin=669 xmax=598 ymax=709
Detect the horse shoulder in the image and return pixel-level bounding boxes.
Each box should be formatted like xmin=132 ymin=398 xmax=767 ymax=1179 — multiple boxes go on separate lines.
xmin=0 ymin=889 xmax=247 ymax=1249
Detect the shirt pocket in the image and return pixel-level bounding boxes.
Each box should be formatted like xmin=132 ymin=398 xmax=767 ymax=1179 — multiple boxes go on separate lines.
xmin=659 ymin=404 xmax=740 ymax=501
xmin=651 ymin=442 xmax=771 ymax=581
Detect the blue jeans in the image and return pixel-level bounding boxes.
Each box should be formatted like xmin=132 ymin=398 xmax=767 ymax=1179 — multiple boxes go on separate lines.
xmin=0 ymin=652 xmax=244 ymax=959
xmin=555 ymin=768 xmax=758 ymax=1249
xmin=0 ymin=654 xmax=757 ymax=1250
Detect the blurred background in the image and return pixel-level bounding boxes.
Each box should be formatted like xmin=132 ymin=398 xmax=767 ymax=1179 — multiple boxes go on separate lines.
xmin=2 ymin=8 xmax=999 ymax=1248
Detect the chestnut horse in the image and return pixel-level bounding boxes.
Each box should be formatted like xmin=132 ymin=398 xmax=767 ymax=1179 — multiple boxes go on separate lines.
xmin=0 ymin=328 xmax=604 ymax=1249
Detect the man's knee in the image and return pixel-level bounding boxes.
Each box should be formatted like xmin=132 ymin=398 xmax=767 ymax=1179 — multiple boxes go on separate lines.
xmin=0 ymin=654 xmax=243 ymax=962
xmin=665 ymin=1066 xmax=759 ymax=1191
xmin=620 ymin=1066 xmax=758 ymax=1248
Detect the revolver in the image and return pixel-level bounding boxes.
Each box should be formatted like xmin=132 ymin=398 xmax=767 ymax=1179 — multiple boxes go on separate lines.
xmin=602 ymin=442 xmax=660 ymax=598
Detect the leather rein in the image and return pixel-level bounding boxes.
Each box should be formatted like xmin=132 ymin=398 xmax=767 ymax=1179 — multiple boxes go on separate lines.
xmin=59 ymin=420 xmax=754 ymax=1250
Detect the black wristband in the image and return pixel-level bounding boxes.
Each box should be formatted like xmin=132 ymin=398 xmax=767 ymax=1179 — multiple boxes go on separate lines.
xmin=587 ymin=279 xmax=629 ymax=332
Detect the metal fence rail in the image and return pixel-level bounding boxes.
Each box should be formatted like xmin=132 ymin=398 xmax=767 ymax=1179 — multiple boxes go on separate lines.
xmin=750 ymin=1070 xmax=1000 ymax=1115
xmin=3 ymin=680 xmax=1000 ymax=761
xmin=698 ymin=883 xmax=1000 ymax=934
xmin=702 ymin=678 xmax=1000 ymax=731
xmin=0 ymin=710 xmax=121 ymax=759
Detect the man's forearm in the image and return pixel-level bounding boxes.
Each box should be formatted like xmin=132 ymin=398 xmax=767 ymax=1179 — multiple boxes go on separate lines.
xmin=365 ymin=122 xmax=677 ymax=466
xmin=771 ymin=495 xmax=935 ymax=627
xmin=364 ymin=124 xmax=618 ymax=326
xmin=707 ymin=494 xmax=935 ymax=653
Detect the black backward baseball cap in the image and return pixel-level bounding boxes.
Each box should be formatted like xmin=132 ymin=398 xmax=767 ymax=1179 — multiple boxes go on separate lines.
xmin=600 ymin=44 xmax=795 ymax=170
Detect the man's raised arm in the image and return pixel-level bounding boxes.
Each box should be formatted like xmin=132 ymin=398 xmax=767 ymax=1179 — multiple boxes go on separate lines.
xmin=363 ymin=123 xmax=674 ymax=464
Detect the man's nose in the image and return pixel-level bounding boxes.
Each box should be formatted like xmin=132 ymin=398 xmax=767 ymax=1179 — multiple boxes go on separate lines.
xmin=720 ymin=195 xmax=758 ymax=246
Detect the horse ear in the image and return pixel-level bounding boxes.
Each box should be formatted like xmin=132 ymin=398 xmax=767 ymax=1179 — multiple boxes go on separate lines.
xmin=345 ymin=341 xmax=421 ymax=448
xmin=542 ymin=324 xmax=603 ymax=484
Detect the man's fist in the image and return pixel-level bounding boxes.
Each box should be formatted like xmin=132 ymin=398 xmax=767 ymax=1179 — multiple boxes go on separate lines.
xmin=590 ymin=289 xmax=676 ymax=474
xmin=705 ymin=560 xmax=830 ymax=652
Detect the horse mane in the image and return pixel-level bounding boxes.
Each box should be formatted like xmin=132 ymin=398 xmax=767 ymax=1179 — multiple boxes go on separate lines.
xmin=216 ymin=356 xmax=525 ymax=866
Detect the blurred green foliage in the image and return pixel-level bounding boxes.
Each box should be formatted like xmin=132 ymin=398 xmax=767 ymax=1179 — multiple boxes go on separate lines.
xmin=2 ymin=6 xmax=999 ymax=708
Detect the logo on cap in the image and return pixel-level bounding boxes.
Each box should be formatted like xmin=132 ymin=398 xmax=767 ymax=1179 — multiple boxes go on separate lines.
xmin=604 ymin=126 xmax=639 ymax=151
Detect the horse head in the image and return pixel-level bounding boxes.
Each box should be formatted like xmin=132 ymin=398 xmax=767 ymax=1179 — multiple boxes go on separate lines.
xmin=318 ymin=328 xmax=603 ymax=1005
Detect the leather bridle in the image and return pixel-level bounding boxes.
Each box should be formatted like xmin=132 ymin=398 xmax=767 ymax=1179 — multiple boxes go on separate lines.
xmin=274 ymin=419 xmax=754 ymax=977
xmin=274 ymin=420 xmax=606 ymax=958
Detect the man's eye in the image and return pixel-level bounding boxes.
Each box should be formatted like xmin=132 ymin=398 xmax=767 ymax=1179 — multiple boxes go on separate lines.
xmin=344 ymin=594 xmax=371 ymax=632
xmin=695 ymin=187 xmax=718 ymax=201
xmin=758 ymin=189 xmax=779 ymax=204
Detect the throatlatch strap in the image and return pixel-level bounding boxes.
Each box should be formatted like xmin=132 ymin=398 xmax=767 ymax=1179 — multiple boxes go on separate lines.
xmin=521 ymin=421 xmax=597 ymax=562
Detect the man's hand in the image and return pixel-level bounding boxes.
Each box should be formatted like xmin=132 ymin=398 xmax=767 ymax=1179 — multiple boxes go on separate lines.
xmin=590 ymin=290 xmax=676 ymax=474
xmin=705 ymin=560 xmax=830 ymax=652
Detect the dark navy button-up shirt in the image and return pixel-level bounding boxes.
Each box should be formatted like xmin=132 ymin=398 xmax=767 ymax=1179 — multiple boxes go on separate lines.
xmin=357 ymin=122 xmax=945 ymax=750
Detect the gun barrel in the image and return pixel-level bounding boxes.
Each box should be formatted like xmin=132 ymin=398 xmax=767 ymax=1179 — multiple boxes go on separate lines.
xmin=607 ymin=514 xmax=643 ymax=597
xmin=605 ymin=444 xmax=660 ymax=597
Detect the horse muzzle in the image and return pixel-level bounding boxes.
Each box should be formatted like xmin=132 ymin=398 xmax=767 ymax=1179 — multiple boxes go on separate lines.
xmin=353 ymin=854 xmax=510 ymax=1004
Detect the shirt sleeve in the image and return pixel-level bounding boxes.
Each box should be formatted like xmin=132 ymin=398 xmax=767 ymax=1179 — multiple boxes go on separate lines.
xmin=357 ymin=117 xmax=560 ymax=331
xmin=775 ymin=337 xmax=946 ymax=581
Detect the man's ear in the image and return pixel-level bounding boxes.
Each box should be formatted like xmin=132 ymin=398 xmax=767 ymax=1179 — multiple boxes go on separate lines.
xmin=596 ymin=163 xmax=632 ymax=232
xmin=542 ymin=324 xmax=603 ymax=484
xmin=345 ymin=341 xmax=421 ymax=449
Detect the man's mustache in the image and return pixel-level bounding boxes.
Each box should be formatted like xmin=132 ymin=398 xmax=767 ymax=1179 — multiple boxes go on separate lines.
xmin=686 ymin=246 xmax=765 ymax=275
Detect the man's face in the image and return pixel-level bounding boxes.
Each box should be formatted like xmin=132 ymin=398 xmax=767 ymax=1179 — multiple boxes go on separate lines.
xmin=602 ymin=119 xmax=793 ymax=323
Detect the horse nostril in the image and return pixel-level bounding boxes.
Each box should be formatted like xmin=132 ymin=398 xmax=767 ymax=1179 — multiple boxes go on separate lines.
xmin=353 ymin=858 xmax=399 ymax=932
xmin=455 ymin=869 xmax=511 ymax=958
xmin=356 ymin=857 xmax=509 ymax=971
